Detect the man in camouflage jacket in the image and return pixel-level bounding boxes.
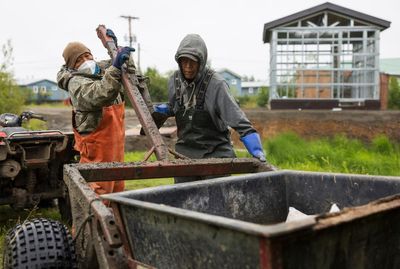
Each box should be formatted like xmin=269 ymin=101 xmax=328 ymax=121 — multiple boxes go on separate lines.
xmin=57 ymin=35 xmax=134 ymax=196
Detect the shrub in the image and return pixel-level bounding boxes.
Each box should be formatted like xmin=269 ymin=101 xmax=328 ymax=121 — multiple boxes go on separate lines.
xmin=0 ymin=40 xmax=26 ymax=114
xmin=236 ymin=95 xmax=250 ymax=106
xmin=388 ymin=77 xmax=400 ymax=110
xmin=256 ymin=87 xmax=269 ymax=107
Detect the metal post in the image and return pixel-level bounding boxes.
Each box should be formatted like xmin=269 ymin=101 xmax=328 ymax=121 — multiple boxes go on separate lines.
xmin=374 ymin=30 xmax=380 ymax=99
xmin=270 ymin=30 xmax=277 ymax=100
xmin=97 ymin=25 xmax=169 ymax=160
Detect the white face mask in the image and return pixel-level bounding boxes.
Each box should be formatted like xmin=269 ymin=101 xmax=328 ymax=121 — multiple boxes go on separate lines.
xmin=78 ymin=60 xmax=100 ymax=75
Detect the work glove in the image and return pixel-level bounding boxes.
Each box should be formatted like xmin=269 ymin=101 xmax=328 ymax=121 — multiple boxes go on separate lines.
xmin=139 ymin=104 xmax=171 ymax=135
xmin=113 ymin=47 xmax=135 ymax=70
xmin=240 ymin=132 xmax=266 ymax=162
xmin=154 ymin=103 xmax=170 ymax=115
xmin=106 ymin=29 xmax=118 ymax=46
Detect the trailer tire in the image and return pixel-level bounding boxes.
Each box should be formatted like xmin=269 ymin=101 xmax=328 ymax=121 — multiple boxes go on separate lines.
xmin=3 ymin=218 xmax=77 ymax=269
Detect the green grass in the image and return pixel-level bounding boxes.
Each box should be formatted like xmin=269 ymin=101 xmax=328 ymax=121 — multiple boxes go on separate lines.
xmin=252 ymin=132 xmax=399 ymax=176
xmin=236 ymin=95 xmax=259 ymax=108
xmin=25 ymin=102 xmax=68 ymax=109
xmin=124 ymin=151 xmax=174 ymax=189
xmin=219 ymin=132 xmax=399 ymax=176
xmin=125 ymin=178 xmax=173 ymax=189
xmin=22 ymin=118 xmax=48 ymax=130
xmin=125 ymin=151 xmax=158 ymax=162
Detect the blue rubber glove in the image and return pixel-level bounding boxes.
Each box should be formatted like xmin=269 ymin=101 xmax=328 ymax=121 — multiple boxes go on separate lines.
xmin=240 ymin=132 xmax=266 ymax=162
xmin=154 ymin=103 xmax=170 ymax=115
xmin=106 ymin=29 xmax=118 ymax=46
xmin=113 ymin=47 xmax=135 ymax=70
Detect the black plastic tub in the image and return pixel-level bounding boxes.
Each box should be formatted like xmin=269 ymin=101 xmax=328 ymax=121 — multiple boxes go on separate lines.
xmin=103 ymin=170 xmax=400 ymax=269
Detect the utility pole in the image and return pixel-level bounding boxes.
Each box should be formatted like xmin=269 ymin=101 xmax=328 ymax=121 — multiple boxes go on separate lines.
xmin=120 ymin=15 xmax=139 ymax=47
xmin=137 ymin=43 xmax=141 ymax=73
xmin=120 ymin=15 xmax=141 ymax=73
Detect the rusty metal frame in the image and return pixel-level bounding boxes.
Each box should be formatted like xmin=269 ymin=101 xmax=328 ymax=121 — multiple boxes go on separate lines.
xmin=64 ymin=165 xmax=128 ymax=268
xmin=65 ymin=158 xmax=272 ymax=268
xmin=96 ymin=25 xmax=169 ymax=161
xmin=76 ymin=158 xmax=274 ymax=182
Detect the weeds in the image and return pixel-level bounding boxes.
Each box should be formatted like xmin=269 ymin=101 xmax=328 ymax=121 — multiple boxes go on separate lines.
xmin=264 ymin=132 xmax=400 ymax=176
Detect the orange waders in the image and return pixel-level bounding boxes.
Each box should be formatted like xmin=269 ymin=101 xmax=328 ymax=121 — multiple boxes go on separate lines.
xmin=73 ymin=102 xmax=125 ymax=195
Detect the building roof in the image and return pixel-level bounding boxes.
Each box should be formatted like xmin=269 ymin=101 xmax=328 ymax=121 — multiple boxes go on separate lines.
xmin=380 ymin=58 xmax=400 ymax=76
xmin=242 ymin=81 xmax=269 ymax=88
xmin=217 ymin=68 xmax=242 ymax=79
xmin=19 ymin=79 xmax=57 ymax=87
xmin=263 ymin=2 xmax=391 ymax=43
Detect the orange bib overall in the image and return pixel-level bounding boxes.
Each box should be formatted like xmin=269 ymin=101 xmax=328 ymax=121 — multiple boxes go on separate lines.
xmin=73 ymin=102 xmax=125 ymax=195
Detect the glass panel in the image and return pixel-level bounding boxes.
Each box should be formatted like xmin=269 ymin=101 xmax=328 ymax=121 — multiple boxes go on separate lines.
xmin=270 ymin=27 xmax=379 ymax=100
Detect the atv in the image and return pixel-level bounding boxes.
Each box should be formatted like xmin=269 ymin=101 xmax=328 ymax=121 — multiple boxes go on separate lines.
xmin=0 ymin=111 xmax=77 ymax=221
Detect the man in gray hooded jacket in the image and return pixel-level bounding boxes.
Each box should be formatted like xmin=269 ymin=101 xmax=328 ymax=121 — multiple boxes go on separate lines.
xmin=156 ymin=34 xmax=266 ymax=182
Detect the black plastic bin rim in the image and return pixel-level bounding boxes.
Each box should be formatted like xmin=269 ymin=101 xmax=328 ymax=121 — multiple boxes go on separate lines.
xmin=102 ymin=170 xmax=400 ymax=239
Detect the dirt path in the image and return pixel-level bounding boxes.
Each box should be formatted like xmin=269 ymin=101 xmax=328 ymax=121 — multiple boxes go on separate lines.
xmin=28 ymin=106 xmax=176 ymax=151
xmin=29 ymin=106 xmax=141 ymax=131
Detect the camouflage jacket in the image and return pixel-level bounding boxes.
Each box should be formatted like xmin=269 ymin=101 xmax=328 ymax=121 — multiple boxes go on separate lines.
xmin=57 ymin=60 xmax=126 ymax=133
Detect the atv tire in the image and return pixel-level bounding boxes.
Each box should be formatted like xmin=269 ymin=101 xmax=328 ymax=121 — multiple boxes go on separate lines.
xmin=3 ymin=218 xmax=76 ymax=269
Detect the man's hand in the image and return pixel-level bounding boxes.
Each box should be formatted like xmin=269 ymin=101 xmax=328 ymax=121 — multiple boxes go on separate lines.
xmin=106 ymin=29 xmax=118 ymax=47
xmin=240 ymin=132 xmax=266 ymax=162
xmin=113 ymin=47 xmax=135 ymax=70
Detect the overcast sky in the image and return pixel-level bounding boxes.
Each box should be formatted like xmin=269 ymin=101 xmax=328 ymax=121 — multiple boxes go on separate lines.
xmin=1 ymin=0 xmax=399 ymax=83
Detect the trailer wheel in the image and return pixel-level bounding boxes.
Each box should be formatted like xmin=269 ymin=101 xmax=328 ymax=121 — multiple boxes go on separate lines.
xmin=3 ymin=218 xmax=76 ymax=269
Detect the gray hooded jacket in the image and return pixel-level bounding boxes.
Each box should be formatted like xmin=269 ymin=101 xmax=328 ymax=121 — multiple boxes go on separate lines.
xmin=167 ymin=34 xmax=256 ymax=158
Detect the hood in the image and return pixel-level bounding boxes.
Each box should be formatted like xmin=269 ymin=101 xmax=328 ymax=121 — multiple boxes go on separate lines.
xmin=175 ymin=34 xmax=208 ymax=82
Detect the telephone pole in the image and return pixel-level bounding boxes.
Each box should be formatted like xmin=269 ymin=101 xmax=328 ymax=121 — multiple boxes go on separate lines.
xmin=120 ymin=15 xmax=141 ymax=73
xmin=120 ymin=15 xmax=139 ymax=47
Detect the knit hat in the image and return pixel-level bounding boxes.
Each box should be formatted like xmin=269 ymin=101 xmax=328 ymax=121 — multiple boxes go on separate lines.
xmin=62 ymin=42 xmax=91 ymax=69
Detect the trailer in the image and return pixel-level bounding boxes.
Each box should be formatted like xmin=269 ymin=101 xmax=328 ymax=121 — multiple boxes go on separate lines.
xmin=101 ymin=169 xmax=400 ymax=269
xmin=6 ymin=166 xmax=400 ymax=268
